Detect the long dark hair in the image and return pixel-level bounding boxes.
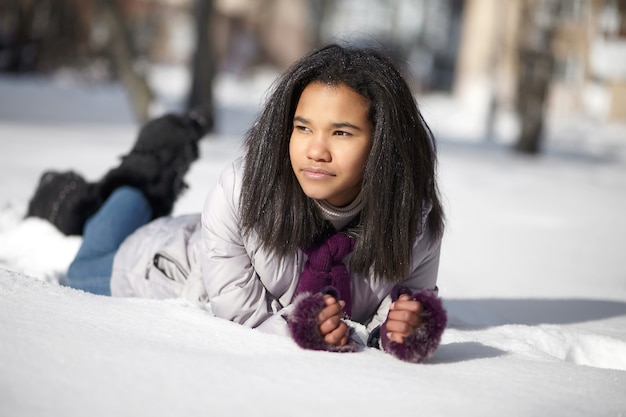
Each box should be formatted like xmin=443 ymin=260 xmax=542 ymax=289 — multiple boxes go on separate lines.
xmin=240 ymin=43 xmax=444 ymax=282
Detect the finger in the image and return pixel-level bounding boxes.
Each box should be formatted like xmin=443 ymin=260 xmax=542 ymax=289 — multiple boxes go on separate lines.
xmin=323 ymin=295 xmax=346 ymax=311
xmin=390 ymin=294 xmax=411 ymax=311
xmin=319 ymin=314 xmax=341 ymax=335
xmin=323 ymin=294 xmax=337 ymax=305
xmin=324 ymin=322 xmax=349 ymax=346
xmin=385 ymin=318 xmax=417 ymax=336
xmin=386 ymin=331 xmax=407 ymax=344
xmin=387 ymin=309 xmax=421 ymax=328
xmin=317 ymin=302 xmax=343 ymax=324
xmin=393 ymin=300 xmax=422 ymax=314
xmin=398 ymin=294 xmax=411 ymax=302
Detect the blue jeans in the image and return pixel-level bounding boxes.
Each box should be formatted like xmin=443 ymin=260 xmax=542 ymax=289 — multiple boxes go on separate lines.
xmin=66 ymin=186 xmax=152 ymax=295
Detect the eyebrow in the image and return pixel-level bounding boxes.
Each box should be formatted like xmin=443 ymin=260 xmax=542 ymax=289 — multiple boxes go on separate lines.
xmin=293 ymin=116 xmax=362 ymax=131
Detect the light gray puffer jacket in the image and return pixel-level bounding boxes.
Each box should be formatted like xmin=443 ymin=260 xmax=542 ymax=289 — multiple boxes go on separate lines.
xmin=111 ymin=158 xmax=442 ymax=338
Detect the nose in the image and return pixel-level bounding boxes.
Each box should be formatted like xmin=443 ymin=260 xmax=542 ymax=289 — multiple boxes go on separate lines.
xmin=306 ymin=133 xmax=331 ymax=162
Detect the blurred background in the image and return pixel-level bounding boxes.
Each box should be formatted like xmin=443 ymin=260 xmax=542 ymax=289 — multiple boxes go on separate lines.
xmin=1 ymin=0 xmax=625 ymax=155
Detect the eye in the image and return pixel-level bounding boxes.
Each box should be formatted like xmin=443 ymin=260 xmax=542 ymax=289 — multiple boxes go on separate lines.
xmin=294 ymin=125 xmax=310 ymax=133
xmin=333 ymin=130 xmax=352 ymax=137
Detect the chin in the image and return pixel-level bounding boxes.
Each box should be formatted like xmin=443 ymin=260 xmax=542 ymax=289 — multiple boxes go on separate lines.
xmin=298 ymin=185 xmax=327 ymax=201
xmin=302 ymin=191 xmax=327 ymax=201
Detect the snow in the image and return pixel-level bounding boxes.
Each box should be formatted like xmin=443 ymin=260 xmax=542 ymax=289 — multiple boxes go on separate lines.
xmin=1 ymin=70 xmax=626 ymax=417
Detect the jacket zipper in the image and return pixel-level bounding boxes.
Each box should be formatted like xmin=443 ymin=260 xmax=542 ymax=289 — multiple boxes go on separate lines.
xmin=146 ymin=252 xmax=188 ymax=281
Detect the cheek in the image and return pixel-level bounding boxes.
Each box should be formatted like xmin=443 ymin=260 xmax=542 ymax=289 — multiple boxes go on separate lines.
xmin=350 ymin=146 xmax=370 ymax=183
xmin=288 ymin=138 xmax=299 ymax=171
xmin=339 ymin=152 xmax=367 ymax=184
xmin=288 ymin=133 xmax=295 ymax=155
xmin=289 ymin=134 xmax=309 ymax=160
xmin=350 ymin=142 xmax=372 ymax=171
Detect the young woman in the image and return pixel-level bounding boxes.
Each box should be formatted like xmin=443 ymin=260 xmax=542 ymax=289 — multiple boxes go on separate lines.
xmin=28 ymin=44 xmax=446 ymax=363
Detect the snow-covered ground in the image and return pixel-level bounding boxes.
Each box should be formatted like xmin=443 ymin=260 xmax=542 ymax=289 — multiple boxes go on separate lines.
xmin=1 ymin=69 xmax=625 ymax=417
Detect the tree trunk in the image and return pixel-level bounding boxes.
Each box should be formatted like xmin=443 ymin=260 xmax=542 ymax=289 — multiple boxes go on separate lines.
xmin=187 ymin=0 xmax=215 ymax=131
xmin=514 ymin=0 xmax=558 ymax=154
xmin=98 ymin=0 xmax=153 ymax=123
xmin=515 ymin=49 xmax=554 ymax=153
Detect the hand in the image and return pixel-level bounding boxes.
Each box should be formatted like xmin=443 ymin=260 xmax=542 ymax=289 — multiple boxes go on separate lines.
xmin=385 ymin=294 xmax=423 ymax=344
xmin=317 ymin=295 xmax=350 ymax=347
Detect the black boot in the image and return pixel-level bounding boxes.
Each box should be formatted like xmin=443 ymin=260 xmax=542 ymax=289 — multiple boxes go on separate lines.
xmin=26 ymin=170 xmax=102 ymax=235
xmin=98 ymin=110 xmax=210 ymax=219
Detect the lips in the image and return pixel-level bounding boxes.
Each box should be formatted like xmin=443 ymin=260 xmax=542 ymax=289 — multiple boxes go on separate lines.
xmin=302 ymin=167 xmax=335 ymax=179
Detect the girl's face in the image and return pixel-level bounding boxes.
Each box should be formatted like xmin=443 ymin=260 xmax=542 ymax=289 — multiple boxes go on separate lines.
xmin=289 ymin=82 xmax=373 ymax=207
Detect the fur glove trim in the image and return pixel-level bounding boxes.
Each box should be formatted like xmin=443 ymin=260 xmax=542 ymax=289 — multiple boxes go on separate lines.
xmin=287 ymin=288 xmax=359 ymax=353
xmin=380 ymin=286 xmax=447 ymax=363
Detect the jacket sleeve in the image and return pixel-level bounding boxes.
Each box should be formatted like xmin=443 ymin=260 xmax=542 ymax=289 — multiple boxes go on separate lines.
xmin=366 ymin=228 xmax=442 ymax=334
xmin=200 ymin=162 xmax=286 ymax=331
xmin=365 ymin=228 xmax=446 ymax=363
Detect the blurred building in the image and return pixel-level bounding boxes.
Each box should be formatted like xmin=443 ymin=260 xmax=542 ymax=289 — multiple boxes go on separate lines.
xmin=2 ymin=0 xmax=624 ymax=123
xmin=213 ymin=0 xmax=626 ymax=123
xmin=456 ymin=0 xmax=626 ymax=122
xmin=319 ymin=0 xmax=465 ymax=92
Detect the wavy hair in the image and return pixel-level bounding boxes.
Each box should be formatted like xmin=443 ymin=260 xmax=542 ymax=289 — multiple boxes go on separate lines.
xmin=240 ymin=43 xmax=444 ymax=282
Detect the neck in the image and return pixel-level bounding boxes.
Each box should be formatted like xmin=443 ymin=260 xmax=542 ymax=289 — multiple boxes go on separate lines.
xmin=314 ymin=191 xmax=363 ymax=231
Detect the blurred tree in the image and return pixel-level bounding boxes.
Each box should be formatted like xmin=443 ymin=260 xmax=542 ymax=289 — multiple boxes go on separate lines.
xmin=97 ymin=0 xmax=153 ymax=123
xmin=0 ymin=0 xmax=90 ymax=73
xmin=1 ymin=0 xmax=217 ymax=126
xmin=308 ymin=0 xmax=333 ymax=49
xmin=514 ymin=0 xmax=559 ymax=154
xmin=187 ymin=0 xmax=215 ymax=131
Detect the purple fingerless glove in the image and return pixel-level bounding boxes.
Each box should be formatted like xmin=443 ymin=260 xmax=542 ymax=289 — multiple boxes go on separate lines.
xmin=286 ymin=287 xmax=359 ymax=353
xmin=380 ymin=286 xmax=447 ymax=363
